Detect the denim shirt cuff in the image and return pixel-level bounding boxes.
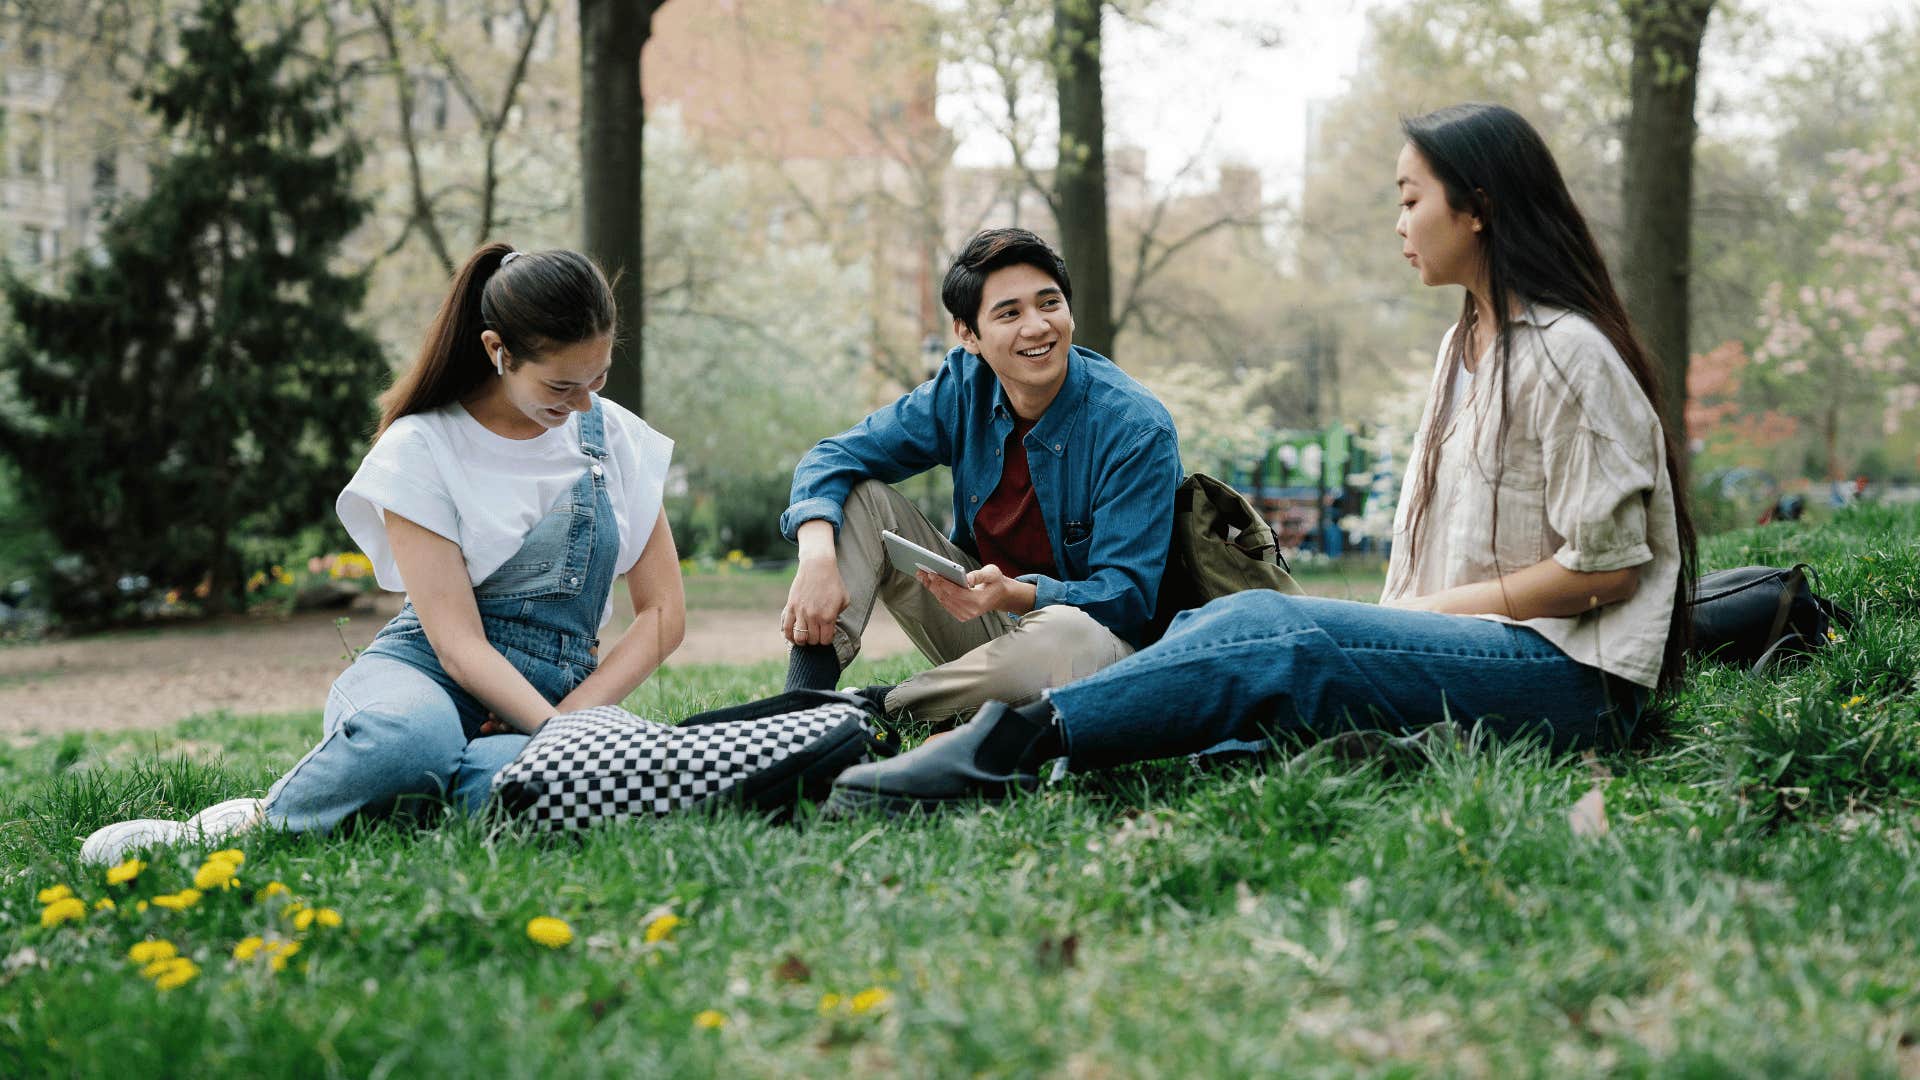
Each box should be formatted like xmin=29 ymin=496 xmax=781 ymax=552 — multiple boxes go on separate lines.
xmin=779 ymin=497 xmax=844 ymax=543
xmin=1020 ymin=573 xmax=1064 ymax=610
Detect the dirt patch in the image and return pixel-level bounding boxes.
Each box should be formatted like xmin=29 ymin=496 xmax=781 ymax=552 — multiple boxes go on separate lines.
xmin=0 ymin=593 xmax=914 ymax=737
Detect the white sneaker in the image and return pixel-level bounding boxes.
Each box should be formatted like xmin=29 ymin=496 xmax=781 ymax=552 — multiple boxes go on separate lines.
xmin=79 ymin=818 xmax=190 ymax=865
xmin=184 ymin=797 xmax=265 ymax=840
xmin=79 ymin=798 xmax=265 ymax=866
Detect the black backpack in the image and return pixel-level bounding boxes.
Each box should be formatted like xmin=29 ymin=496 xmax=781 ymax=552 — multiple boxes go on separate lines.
xmin=1685 ymin=564 xmax=1855 ymax=673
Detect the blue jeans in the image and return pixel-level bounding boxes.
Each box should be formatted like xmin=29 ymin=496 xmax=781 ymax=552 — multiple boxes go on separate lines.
xmin=1049 ymin=591 xmax=1643 ymax=770
xmin=263 ymin=655 xmax=530 ymax=829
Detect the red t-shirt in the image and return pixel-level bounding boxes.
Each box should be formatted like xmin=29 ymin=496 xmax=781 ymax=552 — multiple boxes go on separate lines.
xmin=973 ymin=417 xmax=1057 ymax=579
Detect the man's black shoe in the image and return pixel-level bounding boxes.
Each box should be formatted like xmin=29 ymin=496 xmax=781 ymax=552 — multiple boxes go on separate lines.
xmin=825 ymin=699 xmax=1060 ymax=816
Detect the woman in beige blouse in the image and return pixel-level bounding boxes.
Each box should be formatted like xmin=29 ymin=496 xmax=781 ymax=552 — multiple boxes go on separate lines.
xmin=828 ymin=103 xmax=1698 ymax=814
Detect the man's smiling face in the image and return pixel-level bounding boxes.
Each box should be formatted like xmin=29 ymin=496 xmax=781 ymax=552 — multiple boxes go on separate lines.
xmin=957 ymin=262 xmax=1076 ymax=417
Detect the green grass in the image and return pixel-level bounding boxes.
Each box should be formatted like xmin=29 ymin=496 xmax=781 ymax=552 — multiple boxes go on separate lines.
xmin=4 ymin=506 xmax=1919 ymax=1076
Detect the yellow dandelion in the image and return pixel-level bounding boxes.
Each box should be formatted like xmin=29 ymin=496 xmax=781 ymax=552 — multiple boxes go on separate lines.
xmin=233 ymin=936 xmax=265 ymax=961
xmin=255 ymin=881 xmax=290 ymax=902
xmin=266 ymin=940 xmax=301 ymax=972
xmin=136 ymin=900 xmax=149 ymax=913
xmin=643 ymin=913 xmax=681 ymax=944
xmin=39 ymin=897 xmax=86 ymax=928
xmin=127 ymin=940 xmax=178 ymax=964
xmin=151 ymin=889 xmax=203 ymax=911
xmin=165 ymin=589 xmax=181 ymax=605
xmin=293 ymin=908 xmax=316 ymax=931
xmin=141 ymin=957 xmax=179 ymax=979
xmin=526 ymin=916 xmax=573 ymax=949
xmin=106 ymin=859 xmax=146 ymax=886
xmin=282 ymin=901 xmax=308 ymax=922
xmin=817 ymin=993 xmax=843 ymax=1015
xmin=193 ymin=862 xmax=241 ymax=891
xmin=247 ymin=571 xmax=267 ymax=592
xmin=1842 ymin=694 xmax=1867 ymax=709
xmin=693 ymin=1009 xmax=728 ymax=1030
xmin=311 ymin=907 xmax=342 ymax=928
xmin=207 ymin=849 xmax=245 ymax=865
xmin=94 ymin=897 xmax=116 ymax=912
xmin=849 ymin=987 xmax=892 ymax=1015
xmin=36 ymin=884 xmax=73 ymax=905
xmin=152 ymin=958 xmax=199 ymax=991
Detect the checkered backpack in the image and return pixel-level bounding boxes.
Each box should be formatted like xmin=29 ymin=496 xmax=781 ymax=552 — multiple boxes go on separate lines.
xmin=492 ymin=690 xmax=896 ymax=830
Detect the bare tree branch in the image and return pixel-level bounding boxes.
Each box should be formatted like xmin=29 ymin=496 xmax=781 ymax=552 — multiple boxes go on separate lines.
xmin=365 ymin=0 xmax=455 ymax=274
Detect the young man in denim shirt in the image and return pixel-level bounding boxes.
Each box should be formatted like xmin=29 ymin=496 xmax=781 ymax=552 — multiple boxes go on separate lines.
xmin=779 ymin=228 xmax=1182 ymax=723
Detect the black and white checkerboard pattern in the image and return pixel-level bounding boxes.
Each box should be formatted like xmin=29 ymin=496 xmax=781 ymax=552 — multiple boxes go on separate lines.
xmin=492 ymin=703 xmax=862 ymax=829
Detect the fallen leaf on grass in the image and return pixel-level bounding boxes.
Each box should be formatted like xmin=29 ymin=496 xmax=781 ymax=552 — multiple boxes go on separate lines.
xmin=1034 ymin=933 xmax=1078 ymax=970
xmin=774 ymin=953 xmax=812 ymax=984
xmin=1568 ymin=787 xmax=1610 ymax=838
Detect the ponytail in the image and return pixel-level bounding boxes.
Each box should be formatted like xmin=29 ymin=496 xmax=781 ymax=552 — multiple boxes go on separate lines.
xmin=376 ymin=242 xmax=617 ymax=437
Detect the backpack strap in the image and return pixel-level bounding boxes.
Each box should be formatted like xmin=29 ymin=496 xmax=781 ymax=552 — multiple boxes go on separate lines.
xmin=1763 ymin=564 xmax=1806 ymax=647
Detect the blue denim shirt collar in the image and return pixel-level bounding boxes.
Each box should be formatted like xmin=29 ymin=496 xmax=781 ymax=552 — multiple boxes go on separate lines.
xmin=989 ymin=344 xmax=1086 ymax=458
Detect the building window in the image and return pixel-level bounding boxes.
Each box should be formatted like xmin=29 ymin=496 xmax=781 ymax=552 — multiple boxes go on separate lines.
xmin=418 ymin=75 xmax=450 ymax=131
xmin=11 ymin=114 xmax=48 ymax=179
xmin=93 ymin=151 xmax=117 ymax=199
xmin=15 ymin=226 xmax=44 ymax=265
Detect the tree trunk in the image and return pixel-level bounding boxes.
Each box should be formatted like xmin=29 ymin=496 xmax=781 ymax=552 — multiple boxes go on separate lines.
xmin=579 ymin=0 xmax=663 ymax=417
xmin=1051 ymin=0 xmax=1114 ymax=358
xmin=1620 ymin=0 xmax=1714 ymax=488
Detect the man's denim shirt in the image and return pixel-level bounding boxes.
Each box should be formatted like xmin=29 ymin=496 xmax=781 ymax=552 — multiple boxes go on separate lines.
xmin=781 ymin=344 xmax=1181 ymax=648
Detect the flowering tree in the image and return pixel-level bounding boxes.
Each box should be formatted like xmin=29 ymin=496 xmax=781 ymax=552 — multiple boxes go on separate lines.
xmin=1140 ymin=362 xmax=1276 ymax=477
xmin=1686 ymin=341 xmax=1799 ymax=465
xmin=1753 ymin=139 xmax=1920 ymax=479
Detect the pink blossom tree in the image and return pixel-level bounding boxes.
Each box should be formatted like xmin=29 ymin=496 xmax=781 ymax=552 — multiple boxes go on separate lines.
xmin=1753 ymin=139 xmax=1920 ymax=479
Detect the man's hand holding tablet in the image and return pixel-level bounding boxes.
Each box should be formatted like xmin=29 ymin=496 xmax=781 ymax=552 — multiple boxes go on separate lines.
xmin=883 ymin=529 xmax=1037 ymax=621
xmin=880 ymin=530 xmax=970 ymax=586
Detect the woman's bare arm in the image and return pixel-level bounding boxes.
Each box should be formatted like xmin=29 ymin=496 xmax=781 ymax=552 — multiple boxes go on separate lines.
xmin=555 ymin=512 xmax=686 ymax=712
xmin=1390 ymin=555 xmax=1642 ymax=620
xmin=386 ymin=511 xmax=560 ymax=734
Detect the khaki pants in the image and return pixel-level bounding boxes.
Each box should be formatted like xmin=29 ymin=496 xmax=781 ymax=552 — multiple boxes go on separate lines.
xmin=828 ymin=480 xmax=1135 ymax=723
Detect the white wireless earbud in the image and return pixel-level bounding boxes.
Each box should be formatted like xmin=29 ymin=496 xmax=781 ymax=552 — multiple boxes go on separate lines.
xmin=493 ymin=346 xmax=506 ymax=376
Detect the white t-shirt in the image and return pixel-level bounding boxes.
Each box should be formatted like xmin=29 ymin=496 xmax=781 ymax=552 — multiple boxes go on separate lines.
xmin=336 ymin=395 xmax=672 ymax=628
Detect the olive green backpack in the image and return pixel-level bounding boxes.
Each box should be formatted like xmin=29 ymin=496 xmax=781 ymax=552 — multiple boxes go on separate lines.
xmin=1149 ymin=473 xmax=1302 ymax=639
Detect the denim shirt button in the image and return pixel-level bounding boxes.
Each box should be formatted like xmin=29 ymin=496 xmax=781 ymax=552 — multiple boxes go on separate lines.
xmin=590 ymin=464 xmax=604 ymax=477
xmin=569 ymin=576 xmax=580 ymax=587
xmin=1053 ymin=443 xmax=1062 ymax=452
xmin=970 ymin=495 xmax=978 ymax=503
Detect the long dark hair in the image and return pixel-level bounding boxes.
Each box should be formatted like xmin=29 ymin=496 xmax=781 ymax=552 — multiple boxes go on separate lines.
xmin=1399 ymin=103 xmax=1697 ymax=691
xmin=377 ymin=243 xmax=617 ymax=436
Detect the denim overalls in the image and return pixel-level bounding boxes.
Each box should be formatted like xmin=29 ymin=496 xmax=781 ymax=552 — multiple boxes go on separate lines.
xmin=264 ymin=403 xmax=620 ymax=832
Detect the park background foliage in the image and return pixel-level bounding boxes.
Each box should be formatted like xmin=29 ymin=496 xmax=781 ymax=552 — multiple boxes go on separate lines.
xmin=0 ymin=0 xmax=385 ymax=623
xmin=1 ymin=0 xmax=1917 ymax=622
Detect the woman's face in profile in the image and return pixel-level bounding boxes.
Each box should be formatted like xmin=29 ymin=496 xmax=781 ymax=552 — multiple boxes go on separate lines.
xmin=1395 ymin=142 xmax=1482 ymax=290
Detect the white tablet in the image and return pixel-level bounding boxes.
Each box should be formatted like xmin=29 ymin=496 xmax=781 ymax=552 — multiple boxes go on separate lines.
xmin=881 ymin=529 xmax=970 ymax=586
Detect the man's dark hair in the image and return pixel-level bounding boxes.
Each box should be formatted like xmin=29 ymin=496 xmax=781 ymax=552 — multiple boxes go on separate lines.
xmin=941 ymin=228 xmax=1073 ymax=336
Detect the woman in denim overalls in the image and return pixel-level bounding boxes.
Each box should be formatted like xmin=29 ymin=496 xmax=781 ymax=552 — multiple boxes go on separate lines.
xmin=82 ymin=244 xmax=684 ymax=861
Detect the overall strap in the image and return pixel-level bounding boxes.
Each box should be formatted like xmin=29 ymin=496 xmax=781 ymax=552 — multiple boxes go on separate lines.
xmin=577 ymin=397 xmax=608 ymax=460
